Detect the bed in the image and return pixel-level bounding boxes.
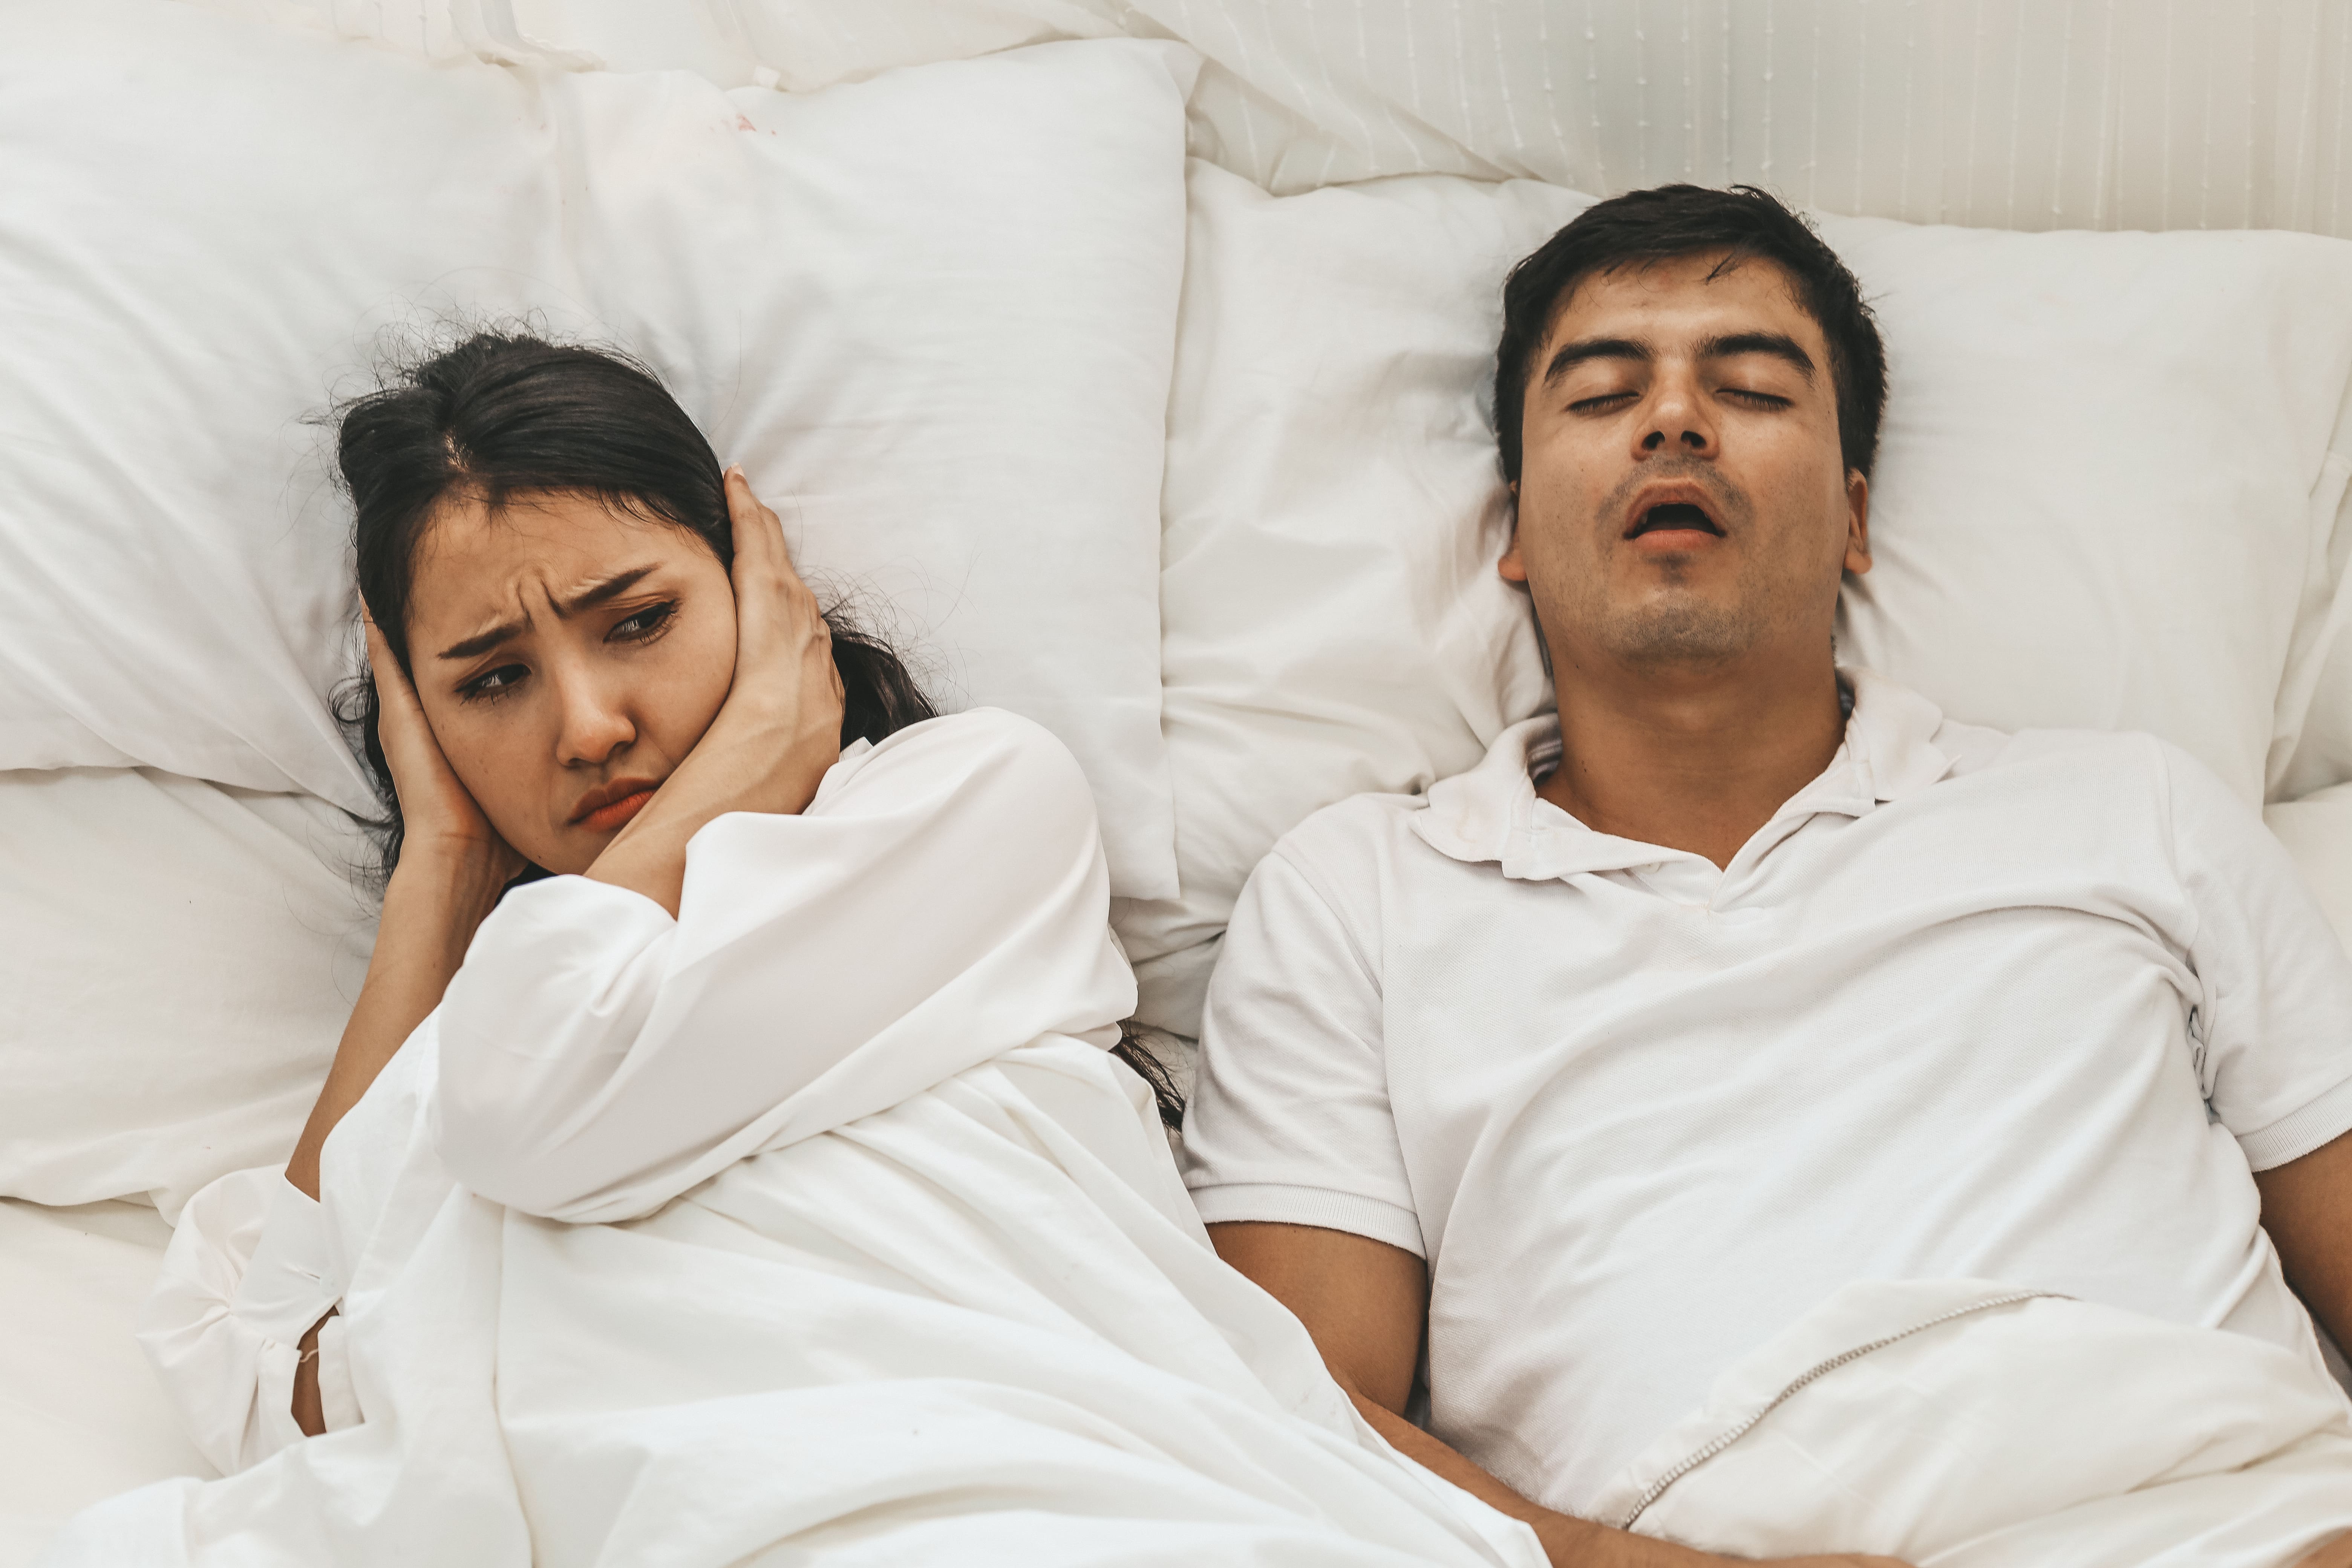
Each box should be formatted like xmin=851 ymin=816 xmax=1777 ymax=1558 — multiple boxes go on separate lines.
xmin=4 ymin=2 xmax=2350 ymax=1562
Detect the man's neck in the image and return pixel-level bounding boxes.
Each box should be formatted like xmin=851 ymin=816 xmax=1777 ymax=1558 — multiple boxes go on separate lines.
xmin=1535 ymin=647 xmax=1848 ymax=870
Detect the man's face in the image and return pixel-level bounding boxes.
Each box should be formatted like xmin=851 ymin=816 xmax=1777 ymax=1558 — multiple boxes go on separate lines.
xmin=1501 ymin=251 xmax=1869 ymax=678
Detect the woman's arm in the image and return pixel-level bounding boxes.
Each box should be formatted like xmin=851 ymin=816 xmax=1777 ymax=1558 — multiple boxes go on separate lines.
xmin=283 ymin=849 xmax=510 ymax=1198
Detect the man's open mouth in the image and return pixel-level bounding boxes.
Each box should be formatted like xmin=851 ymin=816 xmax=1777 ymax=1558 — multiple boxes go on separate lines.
xmin=1626 ymin=502 xmax=1724 ymax=539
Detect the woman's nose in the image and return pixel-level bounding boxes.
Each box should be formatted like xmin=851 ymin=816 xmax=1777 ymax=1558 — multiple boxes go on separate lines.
xmin=553 ymin=671 xmax=637 ymax=767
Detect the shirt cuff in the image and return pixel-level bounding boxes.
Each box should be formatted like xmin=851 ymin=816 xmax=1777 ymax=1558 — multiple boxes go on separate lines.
xmin=1186 ymin=1181 xmax=1427 ymax=1259
xmin=2237 ymin=1073 xmax=2352 ymax=1171
xmin=228 ymin=1176 xmax=343 ymax=1342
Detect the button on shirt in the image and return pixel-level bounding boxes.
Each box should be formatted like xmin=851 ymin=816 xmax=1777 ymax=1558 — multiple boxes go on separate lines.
xmin=1181 ymin=669 xmax=2352 ymax=1516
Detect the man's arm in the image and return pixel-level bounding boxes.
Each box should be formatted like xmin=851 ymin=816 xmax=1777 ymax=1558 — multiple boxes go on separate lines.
xmin=2255 ymin=1127 xmax=2352 ymax=1354
xmin=2246 ymin=1145 xmax=2352 ymax=1568
xmin=1208 ymin=1222 xmax=1909 ymax=1568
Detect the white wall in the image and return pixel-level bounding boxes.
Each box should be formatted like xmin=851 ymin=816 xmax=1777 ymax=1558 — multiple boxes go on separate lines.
xmin=201 ymin=0 xmax=2352 ymax=236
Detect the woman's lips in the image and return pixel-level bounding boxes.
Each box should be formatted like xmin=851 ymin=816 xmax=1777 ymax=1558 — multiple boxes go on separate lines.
xmin=579 ymin=788 xmax=655 ymax=833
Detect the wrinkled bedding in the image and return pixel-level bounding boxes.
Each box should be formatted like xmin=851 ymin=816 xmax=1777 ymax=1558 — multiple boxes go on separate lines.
xmin=38 ymin=713 xmax=1538 ymax=1568
xmin=1597 ymin=1278 xmax=2352 ymax=1567
xmin=0 ymin=1200 xmax=211 ymax=1568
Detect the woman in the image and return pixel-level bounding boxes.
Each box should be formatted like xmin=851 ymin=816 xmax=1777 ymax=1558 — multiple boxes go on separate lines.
xmin=44 ymin=334 xmax=1547 ymax=1568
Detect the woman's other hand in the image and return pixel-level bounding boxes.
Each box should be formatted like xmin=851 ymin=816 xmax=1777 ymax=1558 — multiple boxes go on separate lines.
xmin=586 ymin=469 xmax=844 ymax=916
xmin=674 ymin=468 xmax=843 ymax=819
xmin=364 ymin=612 xmax=525 ymax=887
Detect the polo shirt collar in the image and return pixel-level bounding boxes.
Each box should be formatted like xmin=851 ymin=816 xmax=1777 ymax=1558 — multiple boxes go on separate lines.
xmin=1412 ymin=666 xmax=1956 ymax=881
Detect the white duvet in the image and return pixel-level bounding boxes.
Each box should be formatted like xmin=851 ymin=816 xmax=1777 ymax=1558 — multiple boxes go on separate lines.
xmin=36 ymin=709 xmax=2352 ymax=1565
xmin=1598 ymin=1278 xmax=2352 ymax=1567
xmin=38 ymin=710 xmax=1539 ymax=1567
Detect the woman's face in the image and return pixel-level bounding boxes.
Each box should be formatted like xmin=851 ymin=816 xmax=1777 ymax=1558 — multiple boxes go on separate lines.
xmin=403 ymin=489 xmax=737 ymax=874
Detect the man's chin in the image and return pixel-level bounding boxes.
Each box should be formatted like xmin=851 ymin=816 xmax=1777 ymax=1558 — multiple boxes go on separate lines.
xmin=1597 ymin=602 xmax=1755 ymax=670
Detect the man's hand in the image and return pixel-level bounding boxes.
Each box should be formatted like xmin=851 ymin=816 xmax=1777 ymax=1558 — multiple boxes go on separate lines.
xmin=1207 ymin=1222 xmax=1917 ymax=1568
xmin=2295 ymin=1532 xmax=2352 ymax=1568
xmin=587 ymin=468 xmax=843 ymax=916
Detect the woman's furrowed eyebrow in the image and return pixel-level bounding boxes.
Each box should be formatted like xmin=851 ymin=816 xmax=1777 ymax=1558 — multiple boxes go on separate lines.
xmin=434 ymin=565 xmax=663 ymax=662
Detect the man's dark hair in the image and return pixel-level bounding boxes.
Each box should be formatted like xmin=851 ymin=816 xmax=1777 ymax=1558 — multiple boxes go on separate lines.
xmin=1494 ymin=184 xmax=1887 ymax=486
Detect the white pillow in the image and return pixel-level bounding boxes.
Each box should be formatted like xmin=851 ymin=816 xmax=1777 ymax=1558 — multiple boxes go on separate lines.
xmin=1123 ymin=161 xmax=2352 ymax=1035
xmin=0 ymin=770 xmax=375 ymax=1217
xmin=0 ymin=5 xmax=1188 ymax=899
xmin=1115 ymin=164 xmax=1557 ymax=1034
xmin=2268 ymin=786 xmax=2352 ymax=964
xmin=1825 ymin=216 xmax=2352 ymax=809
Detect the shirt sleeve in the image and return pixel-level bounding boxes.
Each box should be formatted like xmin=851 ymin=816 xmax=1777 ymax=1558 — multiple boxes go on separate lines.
xmin=137 ymin=1166 xmax=360 ymax=1475
xmin=2162 ymin=743 xmax=2352 ymax=1170
xmin=431 ymin=709 xmax=1136 ymax=1223
xmin=1180 ymin=836 xmax=1425 ymax=1257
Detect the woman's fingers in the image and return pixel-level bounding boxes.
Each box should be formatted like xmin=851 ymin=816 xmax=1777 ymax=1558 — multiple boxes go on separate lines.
xmin=707 ymin=469 xmax=844 ymax=808
xmin=363 ymin=612 xmax=428 ymax=725
xmin=722 ymin=466 xmax=766 ymax=568
xmin=362 ymin=605 xmax=513 ymax=870
xmin=724 ymin=467 xmax=819 ymax=599
xmin=362 ymin=611 xmax=432 ymax=758
xmin=722 ymin=469 xmax=834 ymax=696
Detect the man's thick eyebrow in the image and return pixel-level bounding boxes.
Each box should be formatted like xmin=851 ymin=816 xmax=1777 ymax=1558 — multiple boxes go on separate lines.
xmin=1700 ymin=331 xmax=1817 ymax=380
xmin=434 ymin=565 xmax=661 ymax=662
xmin=1541 ymin=336 xmax=1651 ymax=385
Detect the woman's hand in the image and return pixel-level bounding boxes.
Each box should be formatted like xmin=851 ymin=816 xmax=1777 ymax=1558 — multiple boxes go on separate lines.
xmin=665 ymin=467 xmax=844 ymax=819
xmin=586 ymin=469 xmax=844 ymax=916
xmin=364 ymin=612 xmax=525 ymax=887
xmin=283 ymin=617 xmax=524 ymax=1199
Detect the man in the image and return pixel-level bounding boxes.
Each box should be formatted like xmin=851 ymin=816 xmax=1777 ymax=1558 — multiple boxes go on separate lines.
xmin=1181 ymin=184 xmax=2352 ymax=1567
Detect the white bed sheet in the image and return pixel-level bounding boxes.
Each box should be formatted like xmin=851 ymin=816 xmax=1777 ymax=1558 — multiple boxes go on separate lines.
xmin=0 ymin=1200 xmax=212 ymax=1568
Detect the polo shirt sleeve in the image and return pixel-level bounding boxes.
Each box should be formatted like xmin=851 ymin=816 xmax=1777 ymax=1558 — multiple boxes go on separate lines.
xmin=2163 ymin=743 xmax=2352 ymax=1170
xmin=1179 ymin=840 xmax=1426 ymax=1258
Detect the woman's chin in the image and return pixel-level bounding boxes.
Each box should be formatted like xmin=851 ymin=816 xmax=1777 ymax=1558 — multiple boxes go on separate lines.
xmin=524 ymin=833 xmax=605 ymax=880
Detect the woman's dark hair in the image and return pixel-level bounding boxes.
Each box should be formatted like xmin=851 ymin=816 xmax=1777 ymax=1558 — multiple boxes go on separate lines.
xmin=330 ymin=329 xmax=1182 ymax=1125
xmin=334 ymin=330 xmax=934 ymax=854
xmin=1494 ymin=183 xmax=1888 ymax=486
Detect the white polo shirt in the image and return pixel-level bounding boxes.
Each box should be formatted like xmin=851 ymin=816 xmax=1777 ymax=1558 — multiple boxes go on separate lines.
xmin=1182 ymin=669 xmax=2352 ymax=1516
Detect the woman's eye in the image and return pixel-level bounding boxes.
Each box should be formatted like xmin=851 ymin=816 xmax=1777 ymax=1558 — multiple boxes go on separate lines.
xmin=611 ymin=602 xmax=676 ymax=642
xmin=459 ymin=665 xmax=527 ymax=702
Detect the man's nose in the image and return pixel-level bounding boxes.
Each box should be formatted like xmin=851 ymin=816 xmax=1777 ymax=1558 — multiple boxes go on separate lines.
xmin=1636 ymin=373 xmax=1717 ymax=458
xmin=1641 ymin=426 xmax=1712 ymax=453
